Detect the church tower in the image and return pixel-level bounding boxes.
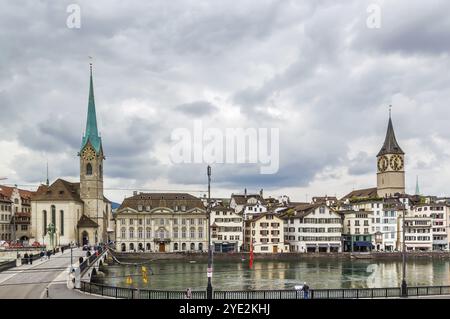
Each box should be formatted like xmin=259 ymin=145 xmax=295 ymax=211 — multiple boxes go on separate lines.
xmin=79 ymin=63 xmax=105 ymax=230
xmin=376 ymin=111 xmax=405 ymax=197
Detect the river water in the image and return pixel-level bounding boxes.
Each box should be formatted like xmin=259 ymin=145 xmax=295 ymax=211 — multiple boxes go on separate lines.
xmin=95 ymin=258 xmax=450 ymax=290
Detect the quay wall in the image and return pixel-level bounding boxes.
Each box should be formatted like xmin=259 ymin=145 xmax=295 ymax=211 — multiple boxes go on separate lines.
xmin=111 ymin=251 xmax=450 ymax=262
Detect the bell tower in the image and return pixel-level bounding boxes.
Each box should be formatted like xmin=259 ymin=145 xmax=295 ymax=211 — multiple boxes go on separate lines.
xmin=79 ymin=63 xmax=104 ymax=223
xmin=376 ymin=108 xmax=405 ymax=197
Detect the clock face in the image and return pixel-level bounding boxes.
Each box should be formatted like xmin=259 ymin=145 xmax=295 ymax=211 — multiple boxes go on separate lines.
xmin=82 ymin=146 xmax=96 ymax=161
xmin=390 ymin=154 xmax=404 ymax=171
xmin=377 ymin=156 xmax=389 ymax=172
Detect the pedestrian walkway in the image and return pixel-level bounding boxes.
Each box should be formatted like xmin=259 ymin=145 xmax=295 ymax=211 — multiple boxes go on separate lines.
xmin=0 ymin=247 xmax=105 ymax=299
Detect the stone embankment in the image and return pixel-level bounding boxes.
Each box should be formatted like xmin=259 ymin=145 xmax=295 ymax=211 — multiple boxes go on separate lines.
xmin=112 ymin=251 xmax=450 ymax=262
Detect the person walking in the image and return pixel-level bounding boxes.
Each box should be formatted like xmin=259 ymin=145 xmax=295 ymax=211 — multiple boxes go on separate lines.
xmin=185 ymin=288 xmax=192 ymax=299
xmin=47 ymin=250 xmax=51 ymax=260
xmin=61 ymin=246 xmax=65 ymax=254
xmin=302 ymin=282 xmax=310 ymax=299
xmin=29 ymin=253 xmax=33 ymax=265
xmin=24 ymin=253 xmax=29 ymax=264
xmin=40 ymin=251 xmax=44 ymax=261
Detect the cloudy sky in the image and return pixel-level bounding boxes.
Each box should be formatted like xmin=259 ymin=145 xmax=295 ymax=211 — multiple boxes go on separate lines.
xmin=1 ymin=0 xmax=450 ymax=203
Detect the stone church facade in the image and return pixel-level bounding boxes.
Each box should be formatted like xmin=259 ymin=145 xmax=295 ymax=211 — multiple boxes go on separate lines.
xmin=31 ymin=64 xmax=112 ymax=247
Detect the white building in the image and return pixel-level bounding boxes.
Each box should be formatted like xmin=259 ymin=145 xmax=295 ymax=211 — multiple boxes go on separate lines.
xmin=283 ymin=204 xmax=342 ymax=253
xmin=230 ymin=191 xmax=267 ymax=220
xmin=114 ymin=193 xmax=208 ymax=253
xmin=411 ymin=204 xmax=448 ymax=251
xmin=211 ymin=205 xmax=243 ymax=252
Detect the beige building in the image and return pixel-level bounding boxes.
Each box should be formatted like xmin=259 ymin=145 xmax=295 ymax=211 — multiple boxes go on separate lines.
xmin=31 ymin=65 xmax=112 ymax=247
xmin=0 ymin=185 xmax=33 ymax=243
xmin=114 ymin=193 xmax=208 ymax=252
xmin=244 ymin=213 xmax=288 ymax=253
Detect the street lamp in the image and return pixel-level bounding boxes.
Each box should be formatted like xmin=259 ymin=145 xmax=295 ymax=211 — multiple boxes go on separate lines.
xmin=206 ymin=165 xmax=213 ymax=299
xmin=401 ymin=210 xmax=408 ymax=297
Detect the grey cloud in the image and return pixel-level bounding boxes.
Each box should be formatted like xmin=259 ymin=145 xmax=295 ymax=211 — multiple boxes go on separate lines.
xmin=174 ymin=101 xmax=219 ymax=117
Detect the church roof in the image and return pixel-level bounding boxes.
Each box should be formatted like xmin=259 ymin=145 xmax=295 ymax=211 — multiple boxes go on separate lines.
xmin=77 ymin=215 xmax=99 ymax=228
xmin=377 ymin=116 xmax=404 ymax=156
xmin=341 ymin=187 xmax=378 ymax=201
xmin=32 ymin=179 xmax=83 ymax=203
xmin=80 ymin=64 xmax=102 ymax=154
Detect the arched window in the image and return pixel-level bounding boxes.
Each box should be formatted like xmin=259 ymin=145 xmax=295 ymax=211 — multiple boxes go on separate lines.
xmin=190 ymin=227 xmax=195 ymax=239
xmin=182 ymin=228 xmax=186 ymax=238
xmin=198 ymin=227 xmax=203 ymax=239
xmin=129 ymin=243 xmax=134 ymax=251
xmin=86 ymin=163 xmax=93 ymax=175
xmin=146 ymin=243 xmax=151 ymax=251
xmin=121 ymin=243 xmax=126 ymax=252
xmin=146 ymin=227 xmax=151 ymax=238
xmin=198 ymin=243 xmax=203 ymax=251
xmin=138 ymin=228 xmax=143 ymax=239
xmin=182 ymin=243 xmax=186 ymax=251
xmin=60 ymin=210 xmax=64 ymax=236
xmin=173 ymin=227 xmax=178 ymax=239
xmin=121 ymin=227 xmax=126 ymax=239
xmin=190 ymin=243 xmax=195 ymax=251
xmin=42 ymin=210 xmax=47 ymax=234
xmin=174 ymin=243 xmax=179 ymax=251
xmin=51 ymin=205 xmax=56 ymax=226
xmin=129 ymin=228 xmax=134 ymax=239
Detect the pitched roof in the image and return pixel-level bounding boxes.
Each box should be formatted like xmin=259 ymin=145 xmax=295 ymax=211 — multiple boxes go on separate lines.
xmin=80 ymin=65 xmax=102 ymax=154
xmin=32 ymin=179 xmax=83 ymax=202
xmin=77 ymin=215 xmax=98 ymax=228
xmin=341 ymin=187 xmax=378 ymax=201
xmin=377 ymin=116 xmax=404 ymax=156
xmin=231 ymin=194 xmax=266 ymax=205
xmin=118 ymin=193 xmax=205 ymax=211
xmin=0 ymin=185 xmax=35 ymax=200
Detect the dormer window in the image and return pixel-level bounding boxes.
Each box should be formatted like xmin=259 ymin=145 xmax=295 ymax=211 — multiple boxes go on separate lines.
xmin=138 ymin=205 xmax=143 ymax=211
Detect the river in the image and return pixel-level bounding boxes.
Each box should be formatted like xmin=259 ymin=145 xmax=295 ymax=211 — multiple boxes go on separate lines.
xmin=94 ymin=258 xmax=450 ymax=290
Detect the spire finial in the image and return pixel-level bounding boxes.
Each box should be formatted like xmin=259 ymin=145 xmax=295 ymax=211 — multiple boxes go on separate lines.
xmin=88 ymin=56 xmax=93 ymax=74
xmin=46 ymin=160 xmax=49 ymax=186
xmin=389 ymin=104 xmax=392 ymax=118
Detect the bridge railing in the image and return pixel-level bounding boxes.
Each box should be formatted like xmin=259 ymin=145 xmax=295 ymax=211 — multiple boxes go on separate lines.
xmin=78 ymin=282 xmax=450 ymax=299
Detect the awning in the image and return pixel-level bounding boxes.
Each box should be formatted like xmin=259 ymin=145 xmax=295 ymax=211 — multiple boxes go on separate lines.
xmin=306 ymin=244 xmax=316 ymax=247
xmin=318 ymin=244 xmax=328 ymax=247
xmin=354 ymin=241 xmax=372 ymax=247
xmin=330 ymin=244 xmax=341 ymax=247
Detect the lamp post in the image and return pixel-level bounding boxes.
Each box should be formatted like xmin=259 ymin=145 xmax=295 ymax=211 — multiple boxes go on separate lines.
xmin=206 ymin=165 xmax=213 ymax=299
xmin=401 ymin=210 xmax=408 ymax=297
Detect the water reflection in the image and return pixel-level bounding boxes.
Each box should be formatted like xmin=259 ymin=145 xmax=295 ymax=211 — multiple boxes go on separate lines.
xmin=95 ymin=259 xmax=450 ymax=290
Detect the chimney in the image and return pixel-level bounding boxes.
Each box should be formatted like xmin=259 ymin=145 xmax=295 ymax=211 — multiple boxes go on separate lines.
xmin=260 ymin=189 xmax=263 ymax=198
xmin=133 ymin=191 xmax=138 ymax=196
xmin=244 ymin=188 xmax=247 ymax=198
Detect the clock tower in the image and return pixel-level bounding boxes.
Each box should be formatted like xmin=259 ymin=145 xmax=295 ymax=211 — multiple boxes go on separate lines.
xmin=376 ymin=112 xmax=405 ymax=198
xmin=79 ymin=63 xmax=105 ymax=236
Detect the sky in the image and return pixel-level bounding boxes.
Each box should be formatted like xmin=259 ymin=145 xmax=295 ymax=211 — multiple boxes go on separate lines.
xmin=1 ymin=0 xmax=450 ymax=203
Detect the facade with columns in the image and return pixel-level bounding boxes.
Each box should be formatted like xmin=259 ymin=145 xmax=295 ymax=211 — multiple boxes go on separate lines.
xmin=31 ymin=65 xmax=112 ymax=247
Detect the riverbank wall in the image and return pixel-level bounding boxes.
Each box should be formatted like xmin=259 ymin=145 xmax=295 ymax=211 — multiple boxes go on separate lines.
xmin=111 ymin=251 xmax=450 ymax=262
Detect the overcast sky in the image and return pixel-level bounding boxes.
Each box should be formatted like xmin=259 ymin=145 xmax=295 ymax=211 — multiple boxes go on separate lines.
xmin=1 ymin=0 xmax=450 ymax=203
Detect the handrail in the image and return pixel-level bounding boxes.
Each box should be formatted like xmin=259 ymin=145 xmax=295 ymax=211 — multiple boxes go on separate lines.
xmin=78 ymin=281 xmax=450 ymax=299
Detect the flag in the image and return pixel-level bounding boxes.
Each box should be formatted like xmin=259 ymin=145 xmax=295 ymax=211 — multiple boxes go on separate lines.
xmin=249 ymin=242 xmax=254 ymax=269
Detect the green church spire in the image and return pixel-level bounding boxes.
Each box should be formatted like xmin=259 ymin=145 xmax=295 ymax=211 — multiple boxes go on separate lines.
xmin=81 ymin=63 xmax=102 ymax=153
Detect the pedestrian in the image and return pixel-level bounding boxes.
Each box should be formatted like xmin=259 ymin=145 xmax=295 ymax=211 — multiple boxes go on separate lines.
xmin=61 ymin=247 xmax=65 ymax=254
xmin=302 ymin=282 xmax=310 ymax=299
xmin=53 ymin=248 xmax=56 ymax=255
xmin=29 ymin=253 xmax=33 ymax=265
xmin=47 ymin=250 xmax=51 ymax=260
xmin=185 ymin=288 xmax=192 ymax=299
xmin=40 ymin=251 xmax=44 ymax=261
xmin=24 ymin=253 xmax=29 ymax=264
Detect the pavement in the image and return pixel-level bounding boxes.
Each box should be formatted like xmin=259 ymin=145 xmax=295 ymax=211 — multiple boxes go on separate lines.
xmin=0 ymin=247 xmax=103 ymax=299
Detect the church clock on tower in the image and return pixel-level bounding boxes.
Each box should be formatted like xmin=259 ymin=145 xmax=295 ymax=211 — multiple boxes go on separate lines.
xmin=376 ymin=111 xmax=405 ymax=198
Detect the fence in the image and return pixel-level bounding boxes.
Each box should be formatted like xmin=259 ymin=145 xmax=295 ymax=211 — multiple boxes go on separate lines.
xmin=78 ymin=281 xmax=450 ymax=299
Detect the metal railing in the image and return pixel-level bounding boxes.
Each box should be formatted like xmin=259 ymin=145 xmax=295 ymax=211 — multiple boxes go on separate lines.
xmin=78 ymin=282 xmax=450 ymax=299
